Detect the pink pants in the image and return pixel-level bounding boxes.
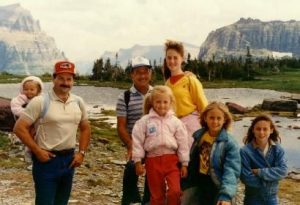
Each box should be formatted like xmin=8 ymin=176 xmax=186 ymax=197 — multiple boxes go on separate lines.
xmin=145 ymin=154 xmax=181 ymax=205
xmin=180 ymin=112 xmax=201 ymax=148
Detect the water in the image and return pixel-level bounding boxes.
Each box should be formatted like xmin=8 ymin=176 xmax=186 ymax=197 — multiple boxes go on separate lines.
xmin=0 ymin=83 xmax=299 ymax=168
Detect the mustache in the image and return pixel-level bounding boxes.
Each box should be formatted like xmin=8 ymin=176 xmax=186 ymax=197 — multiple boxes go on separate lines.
xmin=60 ymin=84 xmax=71 ymax=88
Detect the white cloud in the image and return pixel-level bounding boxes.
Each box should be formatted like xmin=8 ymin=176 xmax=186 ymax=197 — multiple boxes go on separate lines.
xmin=1 ymin=0 xmax=300 ymax=62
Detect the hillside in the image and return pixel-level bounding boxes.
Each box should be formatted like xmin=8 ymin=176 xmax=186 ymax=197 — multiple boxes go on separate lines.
xmin=199 ymin=18 xmax=300 ymax=61
xmin=0 ymin=4 xmax=65 ymax=75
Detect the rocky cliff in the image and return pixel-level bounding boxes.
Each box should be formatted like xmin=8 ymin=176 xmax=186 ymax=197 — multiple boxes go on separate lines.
xmin=199 ymin=18 xmax=300 ymax=61
xmin=0 ymin=4 xmax=66 ymax=75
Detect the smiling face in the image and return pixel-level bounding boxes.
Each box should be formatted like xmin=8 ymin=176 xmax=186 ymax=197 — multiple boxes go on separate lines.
xmin=130 ymin=66 xmax=152 ymax=90
xmin=152 ymin=93 xmax=171 ymax=117
xmin=53 ymin=73 xmax=74 ymax=95
xmin=23 ymin=81 xmax=40 ymax=99
xmin=252 ymin=120 xmax=273 ymax=146
xmin=165 ymin=49 xmax=184 ymax=76
xmin=205 ymin=108 xmax=225 ymax=137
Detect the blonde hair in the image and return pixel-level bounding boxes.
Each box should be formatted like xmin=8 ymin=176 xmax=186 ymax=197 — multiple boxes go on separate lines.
xmin=200 ymin=101 xmax=233 ymax=130
xmin=143 ymin=85 xmax=176 ymax=114
xmin=163 ymin=40 xmax=185 ymax=80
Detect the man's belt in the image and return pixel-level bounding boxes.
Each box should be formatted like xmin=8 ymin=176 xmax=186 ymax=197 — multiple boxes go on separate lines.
xmin=50 ymin=148 xmax=75 ymax=156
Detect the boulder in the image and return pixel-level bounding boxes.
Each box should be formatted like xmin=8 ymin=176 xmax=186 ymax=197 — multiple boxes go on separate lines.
xmin=291 ymin=94 xmax=300 ymax=103
xmin=262 ymin=98 xmax=298 ymax=112
xmin=226 ymin=102 xmax=249 ymax=114
xmin=0 ymin=97 xmax=15 ymax=131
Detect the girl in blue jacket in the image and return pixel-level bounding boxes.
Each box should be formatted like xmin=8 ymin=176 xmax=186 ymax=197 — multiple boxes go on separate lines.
xmin=240 ymin=114 xmax=288 ymax=205
xmin=183 ymin=102 xmax=241 ymax=205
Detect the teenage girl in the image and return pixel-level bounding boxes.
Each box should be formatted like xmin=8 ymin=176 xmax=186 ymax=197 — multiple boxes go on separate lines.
xmin=163 ymin=39 xmax=208 ymax=147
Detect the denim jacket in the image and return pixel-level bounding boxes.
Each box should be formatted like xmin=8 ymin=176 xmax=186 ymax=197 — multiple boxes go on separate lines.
xmin=185 ymin=128 xmax=241 ymax=201
xmin=240 ymin=142 xmax=288 ymax=199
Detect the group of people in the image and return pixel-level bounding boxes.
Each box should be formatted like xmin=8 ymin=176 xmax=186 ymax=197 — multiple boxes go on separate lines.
xmin=116 ymin=40 xmax=288 ymax=205
xmin=10 ymin=39 xmax=288 ymax=205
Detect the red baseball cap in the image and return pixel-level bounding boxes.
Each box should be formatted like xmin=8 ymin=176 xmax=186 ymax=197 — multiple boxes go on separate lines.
xmin=54 ymin=61 xmax=75 ymax=75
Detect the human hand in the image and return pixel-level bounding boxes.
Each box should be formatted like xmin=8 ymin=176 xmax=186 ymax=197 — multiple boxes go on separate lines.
xmin=181 ymin=166 xmax=188 ymax=178
xmin=216 ymin=200 xmax=231 ymax=205
xmin=135 ymin=162 xmax=145 ymax=176
xmin=19 ymin=94 xmax=29 ymax=102
xmin=35 ymin=149 xmax=55 ymax=162
xmin=252 ymin=168 xmax=259 ymax=175
xmin=70 ymin=153 xmax=84 ymax=168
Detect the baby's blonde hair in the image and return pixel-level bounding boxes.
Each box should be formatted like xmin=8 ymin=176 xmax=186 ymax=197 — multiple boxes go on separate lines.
xmin=143 ymin=85 xmax=176 ymax=114
xmin=200 ymin=101 xmax=233 ymax=130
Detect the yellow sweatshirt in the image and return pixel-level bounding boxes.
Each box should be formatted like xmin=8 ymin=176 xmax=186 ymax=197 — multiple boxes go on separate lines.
xmin=166 ymin=75 xmax=208 ymax=117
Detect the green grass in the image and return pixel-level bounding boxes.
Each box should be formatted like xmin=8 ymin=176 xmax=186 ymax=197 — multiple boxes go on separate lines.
xmin=201 ymin=69 xmax=300 ymax=93
xmin=77 ymin=69 xmax=300 ymax=93
xmin=0 ymin=132 xmax=10 ymax=150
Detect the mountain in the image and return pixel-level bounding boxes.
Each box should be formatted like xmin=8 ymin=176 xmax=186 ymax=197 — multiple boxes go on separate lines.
xmin=0 ymin=4 xmax=66 ymax=75
xmin=100 ymin=43 xmax=199 ymax=69
xmin=199 ymin=18 xmax=299 ymax=61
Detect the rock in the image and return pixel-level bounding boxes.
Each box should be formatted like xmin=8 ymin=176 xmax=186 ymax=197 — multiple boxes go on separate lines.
xmin=291 ymin=94 xmax=300 ymax=103
xmin=0 ymin=97 xmax=15 ymax=131
xmin=0 ymin=4 xmax=66 ymax=75
xmin=261 ymin=98 xmax=298 ymax=112
xmin=226 ymin=102 xmax=249 ymax=114
xmin=68 ymin=199 xmax=79 ymax=204
xmin=110 ymin=160 xmax=126 ymax=165
xmin=199 ymin=18 xmax=300 ymax=61
xmin=288 ymin=172 xmax=300 ymax=181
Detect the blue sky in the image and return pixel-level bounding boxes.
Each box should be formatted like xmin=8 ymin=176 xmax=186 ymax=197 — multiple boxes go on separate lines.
xmin=1 ymin=0 xmax=300 ymax=62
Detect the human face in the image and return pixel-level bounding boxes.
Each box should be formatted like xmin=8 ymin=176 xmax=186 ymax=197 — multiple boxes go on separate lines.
xmin=205 ymin=108 xmax=225 ymax=137
xmin=23 ymin=81 xmax=40 ymax=99
xmin=130 ymin=67 xmax=152 ymax=89
xmin=252 ymin=120 xmax=273 ymax=146
xmin=165 ymin=49 xmax=183 ymax=75
xmin=152 ymin=93 xmax=171 ymax=117
xmin=53 ymin=73 xmax=74 ymax=95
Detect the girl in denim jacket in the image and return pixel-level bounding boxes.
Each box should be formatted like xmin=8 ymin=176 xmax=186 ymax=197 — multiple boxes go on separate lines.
xmin=183 ymin=102 xmax=241 ymax=205
xmin=132 ymin=85 xmax=189 ymax=205
xmin=240 ymin=115 xmax=288 ymax=205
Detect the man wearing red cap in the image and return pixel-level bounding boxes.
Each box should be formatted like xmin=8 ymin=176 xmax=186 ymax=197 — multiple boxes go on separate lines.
xmin=14 ymin=61 xmax=91 ymax=205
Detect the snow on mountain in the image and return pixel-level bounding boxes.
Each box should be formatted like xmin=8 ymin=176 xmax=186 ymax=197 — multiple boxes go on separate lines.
xmin=0 ymin=4 xmax=65 ymax=75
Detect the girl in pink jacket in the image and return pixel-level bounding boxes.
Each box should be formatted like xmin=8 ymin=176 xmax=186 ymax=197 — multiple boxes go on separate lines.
xmin=132 ymin=85 xmax=189 ymax=205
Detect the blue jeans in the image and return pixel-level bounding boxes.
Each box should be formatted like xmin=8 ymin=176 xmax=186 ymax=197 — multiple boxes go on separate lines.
xmin=32 ymin=152 xmax=75 ymax=205
xmin=244 ymin=195 xmax=278 ymax=205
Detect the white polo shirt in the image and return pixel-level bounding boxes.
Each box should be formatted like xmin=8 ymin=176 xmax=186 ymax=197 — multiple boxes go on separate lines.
xmin=21 ymin=89 xmax=88 ymax=151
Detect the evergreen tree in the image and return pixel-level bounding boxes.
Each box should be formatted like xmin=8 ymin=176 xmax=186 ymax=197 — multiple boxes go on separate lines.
xmin=91 ymin=58 xmax=103 ymax=80
xmin=244 ymin=46 xmax=254 ymax=80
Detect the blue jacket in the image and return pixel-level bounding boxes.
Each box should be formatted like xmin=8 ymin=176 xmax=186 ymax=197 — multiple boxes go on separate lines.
xmin=185 ymin=128 xmax=241 ymax=201
xmin=240 ymin=142 xmax=288 ymax=198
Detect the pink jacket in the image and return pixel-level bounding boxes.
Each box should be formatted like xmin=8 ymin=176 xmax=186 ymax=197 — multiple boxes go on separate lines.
xmin=10 ymin=76 xmax=44 ymax=117
xmin=10 ymin=94 xmax=30 ymax=116
xmin=132 ymin=109 xmax=190 ymax=166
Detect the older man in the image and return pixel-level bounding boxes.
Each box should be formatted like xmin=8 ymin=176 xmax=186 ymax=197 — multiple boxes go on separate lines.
xmin=13 ymin=61 xmax=91 ymax=205
xmin=116 ymin=56 xmax=152 ymax=205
